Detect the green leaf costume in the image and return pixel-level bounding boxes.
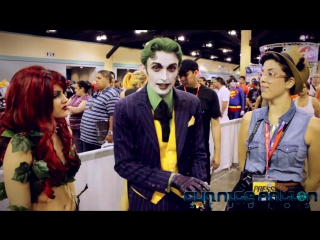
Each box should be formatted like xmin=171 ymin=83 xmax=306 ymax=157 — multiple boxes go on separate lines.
xmin=0 ymin=129 xmax=87 ymax=211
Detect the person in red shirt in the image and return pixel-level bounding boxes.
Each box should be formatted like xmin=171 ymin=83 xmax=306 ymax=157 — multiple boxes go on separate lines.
xmin=92 ymin=81 xmax=98 ymax=91
xmin=238 ymin=75 xmax=249 ymax=96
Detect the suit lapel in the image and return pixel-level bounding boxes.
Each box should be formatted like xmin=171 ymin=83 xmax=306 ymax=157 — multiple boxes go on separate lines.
xmin=136 ymin=86 xmax=160 ymax=154
xmin=173 ymin=89 xmax=190 ymax=160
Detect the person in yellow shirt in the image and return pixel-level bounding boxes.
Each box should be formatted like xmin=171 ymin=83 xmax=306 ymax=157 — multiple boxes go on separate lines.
xmin=113 ymin=37 xmax=210 ymax=211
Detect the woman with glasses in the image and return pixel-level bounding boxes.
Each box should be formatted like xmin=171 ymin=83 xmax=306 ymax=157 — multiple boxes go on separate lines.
xmin=228 ymin=50 xmax=320 ymax=211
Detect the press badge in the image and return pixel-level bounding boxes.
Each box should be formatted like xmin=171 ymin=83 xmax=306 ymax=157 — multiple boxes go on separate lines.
xmin=252 ymin=175 xmax=276 ymax=198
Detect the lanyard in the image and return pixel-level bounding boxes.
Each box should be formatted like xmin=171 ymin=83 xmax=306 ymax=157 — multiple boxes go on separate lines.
xmin=264 ymin=121 xmax=285 ymax=174
xmin=184 ymin=84 xmax=201 ymax=97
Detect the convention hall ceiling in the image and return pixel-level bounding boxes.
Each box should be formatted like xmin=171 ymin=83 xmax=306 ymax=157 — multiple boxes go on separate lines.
xmin=1 ymin=30 xmax=319 ymax=66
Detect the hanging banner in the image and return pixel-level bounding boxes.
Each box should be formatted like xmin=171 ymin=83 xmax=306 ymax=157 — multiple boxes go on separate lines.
xmin=284 ymin=45 xmax=319 ymax=62
xmin=260 ymin=43 xmax=319 ymax=65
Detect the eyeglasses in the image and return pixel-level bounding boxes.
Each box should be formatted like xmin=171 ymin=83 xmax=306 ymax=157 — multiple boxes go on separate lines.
xmin=259 ymin=71 xmax=290 ymax=83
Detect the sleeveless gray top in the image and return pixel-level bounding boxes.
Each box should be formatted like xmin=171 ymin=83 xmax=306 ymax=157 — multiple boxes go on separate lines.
xmin=244 ymin=101 xmax=312 ymax=182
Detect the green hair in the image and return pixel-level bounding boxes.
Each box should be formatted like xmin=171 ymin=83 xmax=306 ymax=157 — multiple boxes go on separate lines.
xmin=140 ymin=37 xmax=183 ymax=68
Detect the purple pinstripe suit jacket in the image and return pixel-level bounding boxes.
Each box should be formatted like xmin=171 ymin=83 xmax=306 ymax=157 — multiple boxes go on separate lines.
xmin=113 ymin=85 xmax=208 ymax=210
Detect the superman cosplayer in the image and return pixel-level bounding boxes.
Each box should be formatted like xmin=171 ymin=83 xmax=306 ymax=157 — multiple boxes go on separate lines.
xmin=113 ymin=37 xmax=210 ymax=211
xmin=228 ymin=78 xmax=245 ymax=120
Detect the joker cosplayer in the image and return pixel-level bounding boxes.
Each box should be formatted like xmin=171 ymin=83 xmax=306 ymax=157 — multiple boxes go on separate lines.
xmin=113 ymin=37 xmax=210 ymax=211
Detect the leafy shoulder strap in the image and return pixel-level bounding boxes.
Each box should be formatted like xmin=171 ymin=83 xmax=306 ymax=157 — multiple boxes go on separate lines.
xmin=1 ymin=129 xmax=43 ymax=152
xmin=1 ymin=129 xmax=49 ymax=182
xmin=0 ymin=129 xmax=49 ymax=210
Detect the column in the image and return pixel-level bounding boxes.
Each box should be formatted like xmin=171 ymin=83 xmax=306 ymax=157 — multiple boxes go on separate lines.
xmin=240 ymin=30 xmax=251 ymax=77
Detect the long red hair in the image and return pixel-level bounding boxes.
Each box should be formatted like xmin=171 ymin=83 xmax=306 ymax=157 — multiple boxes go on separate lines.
xmin=0 ymin=65 xmax=80 ymax=199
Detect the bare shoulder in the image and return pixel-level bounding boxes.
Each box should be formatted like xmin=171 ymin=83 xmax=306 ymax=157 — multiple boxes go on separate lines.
xmin=306 ymin=117 xmax=320 ymax=145
xmin=241 ymin=111 xmax=253 ymax=125
xmin=3 ymin=139 xmax=33 ymax=166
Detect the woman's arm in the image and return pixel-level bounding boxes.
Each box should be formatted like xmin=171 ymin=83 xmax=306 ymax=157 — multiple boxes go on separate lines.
xmin=238 ymin=111 xmax=252 ymax=170
xmin=3 ymin=139 xmax=33 ymax=210
xmin=67 ymin=100 xmax=88 ymax=115
xmin=66 ymin=97 xmax=73 ymax=106
xmin=305 ymin=117 xmax=320 ymax=192
xmin=312 ymin=97 xmax=320 ymax=118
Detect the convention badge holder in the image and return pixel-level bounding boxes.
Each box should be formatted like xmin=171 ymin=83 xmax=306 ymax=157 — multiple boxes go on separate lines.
xmin=252 ymin=174 xmax=276 ymax=200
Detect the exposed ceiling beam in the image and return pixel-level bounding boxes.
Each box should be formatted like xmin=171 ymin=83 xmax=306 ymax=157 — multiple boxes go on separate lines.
xmin=233 ymin=66 xmax=240 ymax=71
xmin=250 ymin=30 xmax=273 ymax=46
xmin=106 ymin=43 xmax=121 ymax=59
xmin=215 ymin=30 xmax=240 ymax=46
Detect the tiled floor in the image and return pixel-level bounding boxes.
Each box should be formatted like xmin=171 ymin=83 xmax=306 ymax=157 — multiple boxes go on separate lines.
xmin=209 ymin=166 xmax=320 ymax=211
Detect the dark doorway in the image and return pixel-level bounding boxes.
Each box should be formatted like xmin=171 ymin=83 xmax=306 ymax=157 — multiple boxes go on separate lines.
xmin=66 ymin=69 xmax=71 ymax=80
xmin=116 ymin=68 xmax=137 ymax=82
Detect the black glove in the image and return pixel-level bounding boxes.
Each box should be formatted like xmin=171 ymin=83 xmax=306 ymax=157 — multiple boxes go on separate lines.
xmin=170 ymin=173 xmax=210 ymax=194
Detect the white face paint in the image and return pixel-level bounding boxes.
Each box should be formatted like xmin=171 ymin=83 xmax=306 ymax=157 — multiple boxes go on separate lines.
xmin=146 ymin=51 xmax=179 ymax=97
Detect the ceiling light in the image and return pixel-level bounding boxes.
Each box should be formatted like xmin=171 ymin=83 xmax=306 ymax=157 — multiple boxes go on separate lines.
xmin=178 ymin=36 xmax=185 ymax=41
xmin=256 ymin=56 xmax=261 ymax=60
xmin=228 ymin=30 xmax=236 ymax=35
xmin=46 ymin=30 xmax=56 ymax=33
xmin=300 ymin=35 xmax=305 ymax=41
xmin=211 ymin=55 xmax=217 ymax=59
xmin=191 ymin=51 xmax=197 ymax=56
xmin=206 ymin=43 xmax=212 ymax=47
xmin=223 ymin=49 xmax=227 ymax=53
xmin=135 ymin=30 xmax=148 ymax=34
xmin=96 ymin=34 xmax=107 ymax=41
xmin=226 ymin=58 xmax=231 ymax=61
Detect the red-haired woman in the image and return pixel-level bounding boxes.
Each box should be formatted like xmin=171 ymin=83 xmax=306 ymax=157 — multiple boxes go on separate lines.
xmin=0 ymin=66 xmax=87 ymax=211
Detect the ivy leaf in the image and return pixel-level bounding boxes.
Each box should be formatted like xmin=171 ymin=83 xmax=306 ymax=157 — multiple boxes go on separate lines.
xmin=29 ymin=131 xmax=43 ymax=137
xmin=70 ymin=151 xmax=76 ymax=157
xmin=0 ymin=182 xmax=7 ymax=201
xmin=60 ymin=175 xmax=75 ymax=185
xmin=1 ymin=129 xmax=15 ymax=138
xmin=8 ymin=205 xmax=30 ymax=211
xmin=12 ymin=162 xmax=31 ymax=183
xmin=68 ymin=177 xmax=75 ymax=183
xmin=11 ymin=134 xmax=35 ymax=153
xmin=32 ymin=160 xmax=50 ymax=179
